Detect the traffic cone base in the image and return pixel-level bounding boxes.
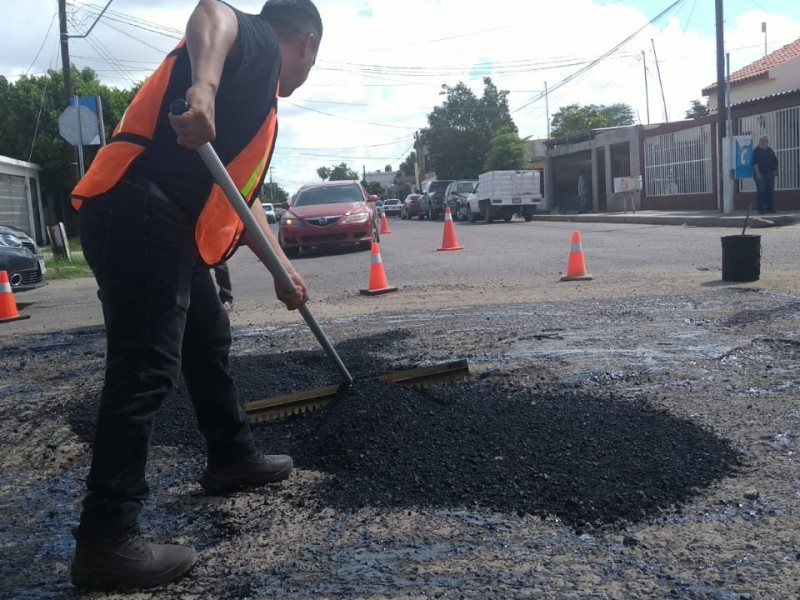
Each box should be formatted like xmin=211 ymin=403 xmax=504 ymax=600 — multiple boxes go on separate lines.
xmin=0 ymin=271 xmax=31 ymax=323
xmin=560 ymin=231 xmax=593 ymax=281
xmin=438 ymin=207 xmax=463 ymax=251
xmin=359 ymin=242 xmax=398 ymax=295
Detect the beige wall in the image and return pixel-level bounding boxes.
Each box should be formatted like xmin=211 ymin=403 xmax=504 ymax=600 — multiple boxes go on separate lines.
xmin=708 ymin=56 xmax=800 ymax=110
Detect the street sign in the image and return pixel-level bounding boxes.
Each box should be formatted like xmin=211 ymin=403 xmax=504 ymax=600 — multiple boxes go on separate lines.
xmin=734 ymin=135 xmax=754 ymax=179
xmin=58 ymin=104 xmax=99 ymax=147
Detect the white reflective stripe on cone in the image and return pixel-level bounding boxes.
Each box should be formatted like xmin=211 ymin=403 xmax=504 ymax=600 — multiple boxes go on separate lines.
xmin=371 ymin=253 xmax=383 ymax=264
xmin=0 ymin=282 xmax=11 ymax=294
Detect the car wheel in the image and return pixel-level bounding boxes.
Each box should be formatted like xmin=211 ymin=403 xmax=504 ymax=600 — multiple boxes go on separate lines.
xmin=483 ymin=203 xmax=493 ymax=223
xmin=467 ymin=208 xmax=476 ymax=223
xmin=524 ymin=213 xmax=534 ymax=222
xmin=283 ymin=245 xmax=299 ymax=258
xmin=503 ymin=213 xmax=513 ymax=222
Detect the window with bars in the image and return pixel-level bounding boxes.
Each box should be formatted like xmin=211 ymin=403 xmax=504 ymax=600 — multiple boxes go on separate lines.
xmin=738 ymin=105 xmax=800 ymax=192
xmin=643 ymin=125 xmax=713 ymax=196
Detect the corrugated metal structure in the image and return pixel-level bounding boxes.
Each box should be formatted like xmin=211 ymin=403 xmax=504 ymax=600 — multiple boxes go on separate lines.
xmin=0 ymin=156 xmax=45 ymax=245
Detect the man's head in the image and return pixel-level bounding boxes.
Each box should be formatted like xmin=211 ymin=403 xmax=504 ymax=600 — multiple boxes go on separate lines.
xmin=759 ymin=135 xmax=769 ymax=148
xmin=261 ymin=0 xmax=322 ymax=97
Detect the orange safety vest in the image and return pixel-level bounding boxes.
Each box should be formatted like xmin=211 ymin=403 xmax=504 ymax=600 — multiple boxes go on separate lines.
xmin=71 ymin=39 xmax=279 ymax=266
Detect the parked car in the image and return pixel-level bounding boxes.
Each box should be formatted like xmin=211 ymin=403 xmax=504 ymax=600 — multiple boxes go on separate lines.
xmin=418 ymin=179 xmax=454 ymax=220
xmin=278 ymin=180 xmax=379 ymax=257
xmin=0 ymin=224 xmax=46 ymax=292
xmin=382 ymin=198 xmax=402 ymax=218
xmin=261 ymin=202 xmax=277 ymax=223
xmin=400 ymin=194 xmax=422 ymax=220
xmin=444 ymin=180 xmax=478 ymax=221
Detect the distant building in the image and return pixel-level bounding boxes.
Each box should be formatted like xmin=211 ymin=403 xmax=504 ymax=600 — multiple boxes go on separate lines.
xmin=1 ymin=155 xmax=46 ymax=245
xmin=702 ymin=38 xmax=800 ymax=110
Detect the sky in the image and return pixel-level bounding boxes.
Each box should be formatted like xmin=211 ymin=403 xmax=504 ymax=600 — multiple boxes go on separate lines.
xmin=3 ymin=0 xmax=800 ymax=193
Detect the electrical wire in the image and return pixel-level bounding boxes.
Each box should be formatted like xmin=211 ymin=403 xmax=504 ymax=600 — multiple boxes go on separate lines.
xmin=512 ymin=0 xmax=688 ymax=117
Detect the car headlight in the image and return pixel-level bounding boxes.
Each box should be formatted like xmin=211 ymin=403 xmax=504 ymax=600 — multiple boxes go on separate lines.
xmin=282 ymin=214 xmax=299 ymax=226
xmin=0 ymin=233 xmax=23 ymax=249
xmin=344 ymin=211 xmax=369 ymax=223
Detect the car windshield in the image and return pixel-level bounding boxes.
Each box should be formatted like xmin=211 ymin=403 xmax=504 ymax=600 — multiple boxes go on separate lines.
xmin=457 ymin=182 xmax=476 ymax=193
xmin=428 ymin=181 xmax=451 ymax=193
xmin=262 ymin=204 xmax=273 ymax=210
xmin=294 ymin=184 xmax=364 ymax=207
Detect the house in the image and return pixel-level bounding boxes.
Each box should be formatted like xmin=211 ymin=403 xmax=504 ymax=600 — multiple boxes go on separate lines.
xmin=702 ymin=38 xmax=800 ymax=110
xmin=542 ymin=40 xmax=800 ymax=214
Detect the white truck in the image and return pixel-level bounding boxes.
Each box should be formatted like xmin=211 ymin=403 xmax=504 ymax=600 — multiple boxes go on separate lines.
xmin=465 ymin=170 xmax=542 ymax=223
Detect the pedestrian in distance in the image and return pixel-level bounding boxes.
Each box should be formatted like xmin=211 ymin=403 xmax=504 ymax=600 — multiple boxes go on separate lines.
xmin=213 ymin=261 xmax=234 ymax=312
xmin=577 ymin=169 xmax=589 ymax=213
xmin=68 ymin=0 xmax=321 ymax=590
xmin=752 ymin=134 xmax=778 ymax=214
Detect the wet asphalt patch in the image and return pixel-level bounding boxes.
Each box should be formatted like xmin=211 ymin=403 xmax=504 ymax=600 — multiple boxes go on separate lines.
xmin=68 ymin=335 xmax=742 ymax=532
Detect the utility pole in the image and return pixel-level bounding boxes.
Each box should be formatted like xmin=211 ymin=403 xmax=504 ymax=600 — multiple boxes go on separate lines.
xmin=715 ymin=0 xmax=726 ymax=212
xmin=651 ymin=39 xmax=668 ymax=122
xmin=58 ymin=0 xmax=73 ymax=105
xmin=761 ymin=22 xmax=767 ymax=56
xmin=544 ymin=82 xmax=550 ymax=137
xmin=642 ymin=51 xmax=651 ymax=125
xmin=269 ymin=167 xmax=276 ymax=201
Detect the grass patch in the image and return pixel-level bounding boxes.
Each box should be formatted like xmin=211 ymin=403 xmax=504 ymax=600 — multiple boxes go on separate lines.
xmin=43 ymin=240 xmax=93 ymax=280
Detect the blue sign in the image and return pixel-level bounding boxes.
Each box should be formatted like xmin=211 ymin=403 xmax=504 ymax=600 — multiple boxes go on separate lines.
xmin=734 ymin=135 xmax=754 ymax=179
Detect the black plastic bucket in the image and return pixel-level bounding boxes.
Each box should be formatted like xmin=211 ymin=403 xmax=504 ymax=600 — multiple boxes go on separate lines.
xmin=721 ymin=234 xmax=761 ymax=282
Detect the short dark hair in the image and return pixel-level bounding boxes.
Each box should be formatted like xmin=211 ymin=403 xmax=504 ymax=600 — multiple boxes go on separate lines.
xmin=261 ymin=0 xmax=322 ymax=42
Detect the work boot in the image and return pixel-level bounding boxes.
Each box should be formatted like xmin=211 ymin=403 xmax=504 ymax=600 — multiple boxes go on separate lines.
xmin=200 ymin=453 xmax=293 ymax=495
xmin=70 ymin=530 xmax=197 ymax=589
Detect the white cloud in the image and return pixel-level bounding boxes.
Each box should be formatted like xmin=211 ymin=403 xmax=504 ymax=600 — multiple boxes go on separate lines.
xmin=3 ymin=0 xmax=800 ymax=193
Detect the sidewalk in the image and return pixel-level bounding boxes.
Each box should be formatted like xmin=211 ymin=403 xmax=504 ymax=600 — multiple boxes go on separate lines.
xmin=529 ymin=209 xmax=799 ymax=229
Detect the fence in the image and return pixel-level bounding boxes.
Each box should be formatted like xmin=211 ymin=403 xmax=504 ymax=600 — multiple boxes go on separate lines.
xmin=738 ymin=105 xmax=800 ymax=192
xmin=643 ymin=124 xmax=713 ymax=197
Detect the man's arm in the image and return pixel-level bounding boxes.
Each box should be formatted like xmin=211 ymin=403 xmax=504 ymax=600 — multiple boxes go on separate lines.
xmin=169 ymin=0 xmax=239 ymax=149
xmin=244 ymin=202 xmax=309 ymax=311
xmin=752 ymin=148 xmax=762 ymax=179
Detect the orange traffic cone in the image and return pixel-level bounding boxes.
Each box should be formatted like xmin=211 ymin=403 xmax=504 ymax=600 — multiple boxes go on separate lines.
xmin=0 ymin=271 xmax=30 ymax=323
xmin=359 ymin=242 xmax=398 ymax=295
xmin=437 ymin=206 xmax=463 ymax=251
xmin=560 ymin=231 xmax=593 ymax=281
xmin=379 ymin=208 xmax=391 ymax=234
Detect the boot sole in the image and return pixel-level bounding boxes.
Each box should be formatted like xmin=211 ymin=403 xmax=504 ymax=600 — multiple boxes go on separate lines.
xmin=71 ymin=549 xmax=197 ymax=589
xmin=199 ymin=463 xmax=293 ymax=495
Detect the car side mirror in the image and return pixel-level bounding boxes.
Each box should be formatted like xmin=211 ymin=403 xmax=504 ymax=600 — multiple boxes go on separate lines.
xmin=367 ymin=195 xmax=379 ymax=203
xmin=281 ymin=202 xmax=290 ymax=209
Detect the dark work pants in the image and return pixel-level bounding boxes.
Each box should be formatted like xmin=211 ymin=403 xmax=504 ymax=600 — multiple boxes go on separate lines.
xmin=755 ymin=173 xmax=775 ymax=213
xmin=76 ymin=181 xmax=255 ymax=539
xmin=213 ymin=262 xmax=233 ymax=304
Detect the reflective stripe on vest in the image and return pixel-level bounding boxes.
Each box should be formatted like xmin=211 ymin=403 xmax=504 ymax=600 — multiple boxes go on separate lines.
xmin=195 ymin=105 xmax=278 ymax=265
xmin=70 ymin=38 xmax=280 ymax=266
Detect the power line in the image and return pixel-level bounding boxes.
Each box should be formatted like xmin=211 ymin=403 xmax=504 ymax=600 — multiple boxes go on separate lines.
xmin=512 ymin=0 xmax=687 ymax=117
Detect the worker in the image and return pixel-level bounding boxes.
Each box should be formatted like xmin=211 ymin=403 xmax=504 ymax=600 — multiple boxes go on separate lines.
xmin=67 ymin=0 xmax=321 ymax=589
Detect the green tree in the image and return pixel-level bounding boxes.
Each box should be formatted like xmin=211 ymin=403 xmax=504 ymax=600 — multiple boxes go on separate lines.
xmin=685 ymin=99 xmax=710 ymax=119
xmin=398 ymin=151 xmax=417 ymax=177
xmin=421 ymin=77 xmax=517 ymax=179
xmin=549 ymin=103 xmax=635 ymax=138
xmin=0 ymin=67 xmax=136 ymax=220
xmin=316 ymin=162 xmax=359 ymax=181
xmin=260 ymin=182 xmax=288 ymax=203
xmin=483 ymin=127 xmax=530 ymax=171
xmin=362 ymin=181 xmax=384 ymax=196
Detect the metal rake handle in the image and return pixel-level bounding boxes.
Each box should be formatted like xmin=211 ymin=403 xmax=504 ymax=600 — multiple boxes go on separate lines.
xmin=171 ymin=100 xmax=353 ymax=385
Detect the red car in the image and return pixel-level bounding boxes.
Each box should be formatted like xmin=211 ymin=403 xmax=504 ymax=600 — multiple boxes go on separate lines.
xmin=400 ymin=193 xmax=422 ymax=220
xmin=278 ymin=180 xmax=379 ymax=257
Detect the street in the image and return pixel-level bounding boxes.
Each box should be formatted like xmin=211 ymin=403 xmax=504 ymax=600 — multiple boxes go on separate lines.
xmin=2 ymin=218 xmax=800 ymax=599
